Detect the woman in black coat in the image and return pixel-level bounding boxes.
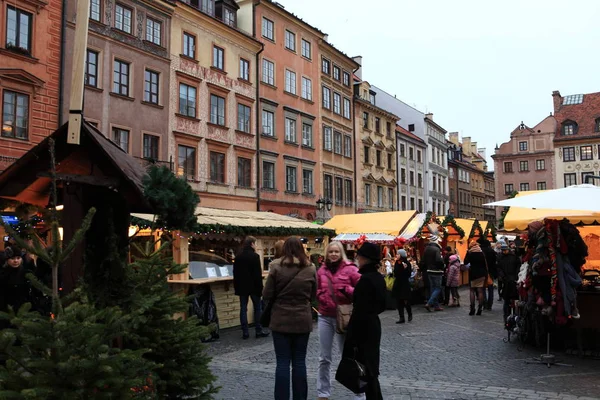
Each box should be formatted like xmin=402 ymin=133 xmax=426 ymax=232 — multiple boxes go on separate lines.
xmin=392 ymin=249 xmax=412 ymax=323
xmin=342 ymin=242 xmax=386 ymax=400
xmin=0 ymin=245 xmax=34 ymax=330
xmin=463 ymin=241 xmax=488 ymax=316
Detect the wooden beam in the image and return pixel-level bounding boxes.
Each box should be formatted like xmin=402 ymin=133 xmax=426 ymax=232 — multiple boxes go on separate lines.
xmin=67 ymin=0 xmax=90 ymax=145
xmin=37 ymin=173 xmax=120 ymax=187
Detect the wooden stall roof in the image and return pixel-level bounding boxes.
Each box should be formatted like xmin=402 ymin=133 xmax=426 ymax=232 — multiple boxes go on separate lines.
xmin=0 ymin=121 xmax=151 ymax=212
xmin=398 ymin=213 xmax=428 ymax=240
xmin=440 ymin=217 xmax=476 ymax=238
xmin=323 ymin=210 xmax=417 ymax=236
xmin=133 ymin=206 xmax=333 ymax=232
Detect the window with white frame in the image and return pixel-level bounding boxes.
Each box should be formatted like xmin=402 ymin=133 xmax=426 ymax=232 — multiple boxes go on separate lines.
xmin=262 ymin=17 xmax=274 ymax=40
xmin=520 ymin=182 xmax=529 ymax=191
xmin=144 ymin=69 xmax=159 ymax=104
xmin=200 ymin=0 xmax=214 ymax=15
xmin=239 ymin=58 xmax=249 ymax=81
xmin=143 ymin=134 xmax=159 ymax=160
xmin=322 ymin=58 xmax=330 ymax=74
xmin=286 ymin=166 xmax=297 ymax=192
xmin=112 ymin=127 xmax=129 ymax=152
xmin=324 ymin=174 xmax=333 ymax=200
xmin=179 ymin=83 xmax=196 ymax=117
xmin=210 ymin=151 xmax=225 ymax=183
xmin=238 ymin=157 xmax=251 ymax=187
xmin=301 ymin=39 xmax=311 ymax=59
xmin=177 ymin=145 xmax=195 ymax=179
xmin=345 ymin=179 xmax=353 ymax=205
xmin=262 ymin=161 xmax=275 ymax=189
xmin=342 ymin=71 xmax=350 ymax=86
xmin=334 ymin=131 xmax=342 ymax=154
xmin=333 ymin=65 xmax=341 ymax=81
xmin=285 ymin=118 xmax=296 ymax=142
xmin=343 ymin=98 xmax=351 ymax=119
xmin=564 ymin=173 xmax=576 ymax=187
xmin=262 ymin=110 xmax=274 ymax=136
xmin=90 ymin=0 xmax=101 ymax=21
xmin=146 ymin=17 xmax=161 ymax=45
xmin=1 ymin=91 xmax=29 ymax=139
xmin=323 ymin=126 xmax=332 ymax=151
xmin=322 ymin=86 xmax=331 ymax=109
xmin=115 ymin=4 xmax=132 ymax=34
xmin=285 ymin=30 xmax=296 ymax=51
xmin=536 ymin=159 xmax=545 ymax=170
xmin=344 ymin=135 xmax=351 ymax=157
xmin=335 ymin=177 xmax=343 ymax=204
xmin=303 ymin=169 xmax=313 ymax=194
xmin=210 ymin=94 xmax=225 ymax=126
xmin=183 ymin=32 xmax=196 ymax=59
xmin=302 ymin=123 xmax=312 ymax=147
xmin=388 ymin=188 xmax=394 ymax=209
xmin=301 ymin=77 xmax=312 ymax=100
xmin=113 ymin=59 xmax=130 ymax=96
xmin=365 ymin=184 xmax=371 ymax=205
xmin=213 ymin=46 xmax=224 ymax=70
xmin=237 ymin=104 xmax=251 ymax=133
xmin=377 ymin=186 xmax=384 ymax=207
xmin=333 ymin=93 xmax=341 ymax=114
xmin=285 ymin=70 xmax=296 ymax=94
xmin=262 ymin=59 xmax=274 ymax=85
xmin=85 ymin=49 xmax=99 ymax=87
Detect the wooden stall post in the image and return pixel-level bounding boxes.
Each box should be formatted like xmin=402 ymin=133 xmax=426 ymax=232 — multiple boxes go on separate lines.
xmin=171 ymin=231 xmax=189 ymax=320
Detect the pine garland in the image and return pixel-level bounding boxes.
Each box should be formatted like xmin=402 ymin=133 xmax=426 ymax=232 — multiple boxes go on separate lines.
xmin=440 ymin=215 xmax=466 ymax=239
xmin=469 ymin=219 xmax=485 ymax=239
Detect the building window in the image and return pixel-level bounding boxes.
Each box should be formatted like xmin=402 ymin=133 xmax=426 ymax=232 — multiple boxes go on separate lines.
xmin=262 ymin=110 xmax=274 ymax=136
xmin=113 ymin=59 xmax=130 ymax=96
xmin=146 ymin=17 xmax=161 ymax=46
xmin=335 ymin=177 xmax=343 ymax=204
xmin=345 ymin=179 xmax=353 ymax=205
xmin=179 ymin=83 xmax=196 ymax=117
xmin=400 ymin=169 xmax=406 ymax=184
xmin=262 ymin=17 xmax=274 ymax=40
xmin=388 ymin=188 xmax=394 ymax=209
xmin=363 ymin=112 xmax=369 ymax=129
xmin=262 ymin=161 xmax=275 ymax=189
xmin=409 ymin=147 xmax=415 ymax=160
xmin=504 ymin=184 xmax=513 ymax=195
xmin=386 ymin=122 xmax=392 ymax=138
xmin=400 ymin=144 xmax=405 ymax=157
xmin=324 ymin=174 xmax=333 ymax=200
xmin=303 ymin=169 xmax=313 ymax=194
xmin=418 ymin=199 xmax=423 ymax=212
xmin=520 ymin=183 xmax=529 ymax=191
xmin=387 ymin=153 xmax=392 ymax=169
xmin=144 ymin=70 xmax=159 ymax=104
xmin=285 ymin=70 xmax=296 ymax=94
xmin=322 ymin=86 xmax=331 ymax=109
xmin=580 ymin=145 xmax=593 ymax=161
xmin=377 ymin=186 xmax=384 ymax=207
xmin=537 ymin=181 xmax=546 ymax=190
xmin=210 ymin=94 xmax=225 ymax=126
xmin=365 ymin=184 xmax=371 ymax=205
xmin=519 ymin=161 xmax=528 ymax=172
xmin=343 ymin=98 xmax=351 ymax=119
xmin=90 ymin=0 xmax=101 ymax=21
xmin=369 ymin=93 xmax=375 ymax=105
xmin=582 ymin=172 xmax=594 ymax=185
xmin=344 ymin=135 xmax=351 ymax=158
xmin=342 ymin=71 xmax=350 ymax=86
xmin=375 ymin=117 xmax=381 ymax=133
xmin=364 ymin=146 xmax=370 ymax=164
xmin=301 ymin=77 xmax=312 ymax=100
xmin=115 ymin=4 xmax=132 ymax=34
xmin=200 ymin=0 xmax=214 ymax=15
xmin=401 ymin=195 xmax=406 ymax=210
xmin=417 ymin=150 xmax=422 ymax=162
xmin=504 ymin=162 xmax=513 ymax=173
xmin=221 ymin=6 xmax=235 ymax=26
xmin=333 ymin=93 xmax=341 ymax=114
xmin=564 ymin=173 xmax=577 ymax=187
xmin=333 ymin=65 xmax=341 ymax=81
xmin=112 ymin=127 xmax=129 ymax=152
xmin=262 ymin=59 xmax=274 ymax=85
xmin=322 ymin=58 xmax=330 ymax=74
xmin=519 ymin=141 xmax=527 ymax=151
xmin=237 ymin=157 xmax=251 ymax=188
xmin=562 ymin=121 xmax=577 ymax=136
xmin=596 ymin=118 xmax=600 ymax=132
xmin=85 ymin=50 xmax=99 ymax=87
xmin=183 ymin=32 xmax=196 ymax=59
xmin=418 ymin=173 xmax=423 ymax=188
xmin=285 ymin=118 xmax=296 ymax=143
xmin=563 ymin=147 xmax=575 ymax=162
xmin=239 ymin=58 xmax=249 ymax=81
xmin=410 ymin=171 xmax=415 ymax=186
xmin=213 ymin=46 xmax=224 ymax=70
xmin=284 ymin=30 xmax=295 ymax=51
xmin=177 ymin=145 xmax=195 ymax=179
xmin=536 ymin=159 xmax=545 ymax=170
xmin=143 ymin=134 xmax=159 ymax=160
xmin=334 ymin=131 xmax=342 ymax=155
xmin=302 ymin=123 xmax=312 ymax=147
xmin=1 ymin=91 xmax=29 ymax=139
xmin=376 ymin=150 xmax=382 ymax=167
xmin=411 ymin=197 xmax=416 ymax=210
xmin=301 ymin=39 xmax=311 ymax=59
xmin=209 ymin=151 xmax=225 ymax=183
xmin=323 ymin=126 xmax=332 ymax=151
xmin=237 ymin=104 xmax=251 ymax=133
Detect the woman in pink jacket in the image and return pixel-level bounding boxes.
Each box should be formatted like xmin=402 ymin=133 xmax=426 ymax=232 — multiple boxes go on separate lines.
xmin=316 ymin=241 xmax=362 ymax=400
xmin=446 ymin=254 xmax=461 ymax=307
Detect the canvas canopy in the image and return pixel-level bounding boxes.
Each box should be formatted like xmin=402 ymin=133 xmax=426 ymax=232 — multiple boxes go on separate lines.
xmin=323 ymin=210 xmax=416 ymax=236
xmin=332 ymin=233 xmax=397 ymax=244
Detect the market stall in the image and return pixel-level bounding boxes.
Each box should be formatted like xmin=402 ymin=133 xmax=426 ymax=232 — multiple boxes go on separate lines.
xmin=132 ymin=207 xmax=333 ymax=329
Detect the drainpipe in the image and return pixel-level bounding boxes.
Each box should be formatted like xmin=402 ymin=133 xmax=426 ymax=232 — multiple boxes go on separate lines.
xmin=58 ymin=0 xmax=67 ymax=125
xmin=254 ymin=2 xmax=264 ymax=212
xmin=351 ymin=66 xmax=359 ymax=213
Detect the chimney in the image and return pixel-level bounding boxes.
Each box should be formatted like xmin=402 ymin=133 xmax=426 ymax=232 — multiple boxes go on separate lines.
xmin=462 ymin=136 xmax=472 ymax=155
xmin=552 ymin=90 xmax=562 ymax=114
xmin=448 ymin=132 xmax=459 ymax=145
xmin=352 ymin=56 xmax=362 ymax=80
xmin=425 ymin=113 xmax=433 ymax=120
xmin=477 ymin=148 xmax=487 ymax=159
xmin=323 ymin=34 xmax=329 ymax=42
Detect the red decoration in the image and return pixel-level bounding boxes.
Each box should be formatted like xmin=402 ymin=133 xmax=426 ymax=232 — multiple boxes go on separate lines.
xmin=355 ymin=234 xmax=367 ymax=248
xmin=394 ymin=237 xmax=407 ymax=247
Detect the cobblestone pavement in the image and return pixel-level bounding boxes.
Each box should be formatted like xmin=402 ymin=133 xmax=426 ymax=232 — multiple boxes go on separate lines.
xmin=205 ymin=289 xmax=600 ymax=399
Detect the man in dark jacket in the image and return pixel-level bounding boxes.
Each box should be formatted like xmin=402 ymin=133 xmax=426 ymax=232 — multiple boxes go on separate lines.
xmin=478 ymin=238 xmax=497 ymax=311
xmin=497 ymin=243 xmax=521 ymax=322
xmin=233 ymin=236 xmax=269 ymax=339
xmin=422 ymin=235 xmax=445 ymax=312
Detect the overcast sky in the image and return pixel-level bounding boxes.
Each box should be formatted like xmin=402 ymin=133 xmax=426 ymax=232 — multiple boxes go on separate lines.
xmin=278 ymin=0 xmax=600 ymax=170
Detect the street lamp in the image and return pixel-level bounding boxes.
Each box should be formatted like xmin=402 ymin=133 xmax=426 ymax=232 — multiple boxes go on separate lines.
xmin=316 ymin=198 xmax=324 ymax=210
xmin=316 ymin=197 xmax=333 ymax=223
xmin=325 ymin=198 xmax=333 ymax=211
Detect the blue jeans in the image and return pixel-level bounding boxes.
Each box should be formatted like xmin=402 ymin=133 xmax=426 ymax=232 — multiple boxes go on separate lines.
xmin=272 ymin=331 xmax=310 ymax=400
xmin=239 ymin=294 xmax=263 ymax=336
xmin=427 ymin=274 xmax=443 ymax=308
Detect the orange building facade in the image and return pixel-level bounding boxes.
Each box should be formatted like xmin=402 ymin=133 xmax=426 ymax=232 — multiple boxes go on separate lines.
xmin=0 ymin=0 xmax=63 ymax=172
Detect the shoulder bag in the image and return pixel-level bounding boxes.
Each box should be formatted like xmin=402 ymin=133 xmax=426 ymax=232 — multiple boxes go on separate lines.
xmin=260 ymin=267 xmax=302 ymax=328
xmin=335 ymin=347 xmax=367 ymax=394
xmin=483 ymin=254 xmax=493 ymax=287
xmin=326 ymin=275 xmax=353 ymax=334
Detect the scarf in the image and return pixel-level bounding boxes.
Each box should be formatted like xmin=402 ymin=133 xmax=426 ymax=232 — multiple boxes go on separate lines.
xmin=325 ymin=258 xmax=342 ymax=274
xmin=469 ymin=243 xmax=482 ymax=253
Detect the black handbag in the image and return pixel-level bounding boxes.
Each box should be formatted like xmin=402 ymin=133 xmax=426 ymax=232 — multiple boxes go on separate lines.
xmin=260 ymin=268 xmax=302 ymax=328
xmin=335 ymin=348 xmax=367 ymax=394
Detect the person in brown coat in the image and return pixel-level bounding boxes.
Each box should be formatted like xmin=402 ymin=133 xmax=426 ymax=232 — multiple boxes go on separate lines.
xmin=263 ymin=237 xmax=316 ymax=400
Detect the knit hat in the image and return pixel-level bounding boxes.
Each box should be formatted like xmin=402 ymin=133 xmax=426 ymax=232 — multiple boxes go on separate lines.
xmin=430 ymin=235 xmax=441 ymax=244
xmin=500 ymin=242 xmax=509 ymax=250
xmin=4 ymin=245 xmax=23 ymax=260
xmin=398 ymin=249 xmax=407 ymax=258
xmin=449 ymin=254 xmax=459 ymax=263
xmin=357 ymin=242 xmax=381 ymax=263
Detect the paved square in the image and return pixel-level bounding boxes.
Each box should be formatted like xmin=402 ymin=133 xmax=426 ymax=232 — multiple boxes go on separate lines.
xmin=205 ymin=289 xmax=600 ymax=399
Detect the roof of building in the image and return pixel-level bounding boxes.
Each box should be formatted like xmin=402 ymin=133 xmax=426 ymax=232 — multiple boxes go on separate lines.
xmin=259 ymin=0 xmax=325 ymax=36
xmin=553 ymin=90 xmax=600 ymax=141
xmin=396 ymin=125 xmax=425 ymax=144
xmin=319 ymin=39 xmax=359 ymax=70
